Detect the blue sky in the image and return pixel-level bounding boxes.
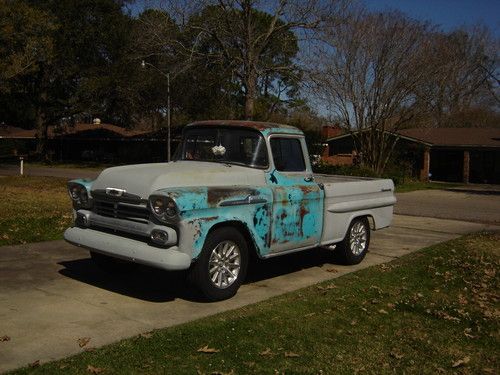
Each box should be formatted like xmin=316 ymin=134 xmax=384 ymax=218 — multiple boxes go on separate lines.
xmin=364 ymin=0 xmax=500 ymax=35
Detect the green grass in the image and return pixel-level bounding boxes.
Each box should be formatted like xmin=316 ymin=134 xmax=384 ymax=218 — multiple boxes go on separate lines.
xmin=11 ymin=232 xmax=499 ymax=374
xmin=0 ymin=176 xmax=73 ymax=246
xmin=395 ymin=181 xmax=464 ymax=193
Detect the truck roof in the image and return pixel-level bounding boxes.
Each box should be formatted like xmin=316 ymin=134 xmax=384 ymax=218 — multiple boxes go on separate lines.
xmin=186 ymin=120 xmax=302 ymax=134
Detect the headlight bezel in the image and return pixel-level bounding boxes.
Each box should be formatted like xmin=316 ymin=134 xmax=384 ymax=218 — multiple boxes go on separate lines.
xmin=149 ymin=195 xmax=178 ymax=221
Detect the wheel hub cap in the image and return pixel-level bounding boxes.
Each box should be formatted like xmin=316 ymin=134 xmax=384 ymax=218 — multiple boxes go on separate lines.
xmin=208 ymin=240 xmax=241 ymax=289
xmin=349 ymin=221 xmax=367 ymax=256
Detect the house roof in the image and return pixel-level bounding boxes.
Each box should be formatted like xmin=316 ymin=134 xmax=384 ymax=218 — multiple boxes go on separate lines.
xmin=326 ymin=127 xmax=500 ymax=148
xmin=0 ymin=125 xmax=34 ymax=138
xmin=0 ymin=123 xmax=148 ymax=139
xmin=398 ymin=128 xmax=500 ymax=147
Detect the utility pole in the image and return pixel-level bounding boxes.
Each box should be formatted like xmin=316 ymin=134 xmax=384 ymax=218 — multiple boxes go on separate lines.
xmin=141 ymin=60 xmax=171 ymax=162
xmin=166 ymin=72 xmax=171 ymax=162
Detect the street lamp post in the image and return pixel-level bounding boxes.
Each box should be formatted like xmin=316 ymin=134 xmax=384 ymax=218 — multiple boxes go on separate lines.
xmin=141 ymin=60 xmax=171 ymax=162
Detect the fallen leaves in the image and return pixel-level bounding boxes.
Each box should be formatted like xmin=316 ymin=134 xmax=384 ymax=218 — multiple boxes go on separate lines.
xmin=451 ymin=356 xmax=470 ymax=368
xmin=390 ymin=351 xmax=404 ymax=360
xmin=259 ymin=348 xmax=273 ymax=356
xmin=197 ymin=345 xmax=219 ymax=354
xmin=29 ymin=360 xmax=40 ymax=368
xmin=87 ymin=365 xmax=105 ymax=374
xmin=326 ymin=268 xmax=338 ymax=273
xmin=139 ymin=332 xmax=153 ymax=339
xmin=1 ymin=335 xmax=10 ymax=342
xmin=78 ymin=337 xmax=91 ymax=348
xmin=284 ymin=351 xmax=300 ymax=358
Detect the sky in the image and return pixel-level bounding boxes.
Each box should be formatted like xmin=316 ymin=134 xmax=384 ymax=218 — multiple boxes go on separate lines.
xmin=364 ymin=0 xmax=500 ymax=35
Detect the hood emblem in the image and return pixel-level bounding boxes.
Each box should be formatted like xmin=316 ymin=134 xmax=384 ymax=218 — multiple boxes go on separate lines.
xmin=106 ymin=187 xmax=126 ymax=197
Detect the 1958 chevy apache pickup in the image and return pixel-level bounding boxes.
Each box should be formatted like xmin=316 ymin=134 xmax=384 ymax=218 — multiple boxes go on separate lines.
xmin=64 ymin=120 xmax=396 ymax=300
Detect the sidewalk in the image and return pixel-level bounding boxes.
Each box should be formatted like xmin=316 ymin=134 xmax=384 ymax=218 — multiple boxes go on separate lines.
xmin=1 ymin=215 xmax=498 ymax=373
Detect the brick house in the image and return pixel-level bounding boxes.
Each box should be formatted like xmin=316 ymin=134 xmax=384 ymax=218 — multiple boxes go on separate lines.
xmin=323 ymin=127 xmax=500 ymax=184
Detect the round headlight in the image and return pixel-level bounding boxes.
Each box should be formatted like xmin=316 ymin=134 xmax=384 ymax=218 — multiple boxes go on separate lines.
xmin=69 ymin=185 xmax=81 ymax=200
xmin=68 ymin=183 xmax=88 ymax=204
xmin=150 ymin=196 xmax=178 ymax=220
xmin=165 ymin=200 xmax=177 ymax=217
xmin=152 ymin=197 xmax=165 ymax=215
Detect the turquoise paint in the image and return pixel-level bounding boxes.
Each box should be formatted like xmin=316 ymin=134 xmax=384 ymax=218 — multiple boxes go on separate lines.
xmin=154 ymin=186 xmax=273 ymax=258
xmin=264 ymin=170 xmax=324 ymax=252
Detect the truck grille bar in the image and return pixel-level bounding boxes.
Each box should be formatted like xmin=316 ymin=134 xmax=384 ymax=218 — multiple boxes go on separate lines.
xmin=91 ymin=191 xmax=150 ymax=223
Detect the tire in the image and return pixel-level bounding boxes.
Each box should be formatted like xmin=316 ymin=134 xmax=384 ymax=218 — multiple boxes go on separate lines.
xmin=335 ymin=217 xmax=370 ymax=265
xmin=90 ymin=251 xmax=136 ymax=273
xmin=189 ymin=227 xmax=248 ymax=301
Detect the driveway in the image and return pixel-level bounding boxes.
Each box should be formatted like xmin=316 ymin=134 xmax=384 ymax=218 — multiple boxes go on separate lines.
xmin=396 ymin=187 xmax=500 ymax=225
xmin=0 ymin=164 xmax=100 ymax=180
xmin=1 ymin=215 xmax=498 ymax=373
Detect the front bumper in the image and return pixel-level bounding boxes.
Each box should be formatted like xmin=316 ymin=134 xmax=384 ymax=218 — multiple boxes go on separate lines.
xmin=64 ymin=227 xmax=191 ymax=271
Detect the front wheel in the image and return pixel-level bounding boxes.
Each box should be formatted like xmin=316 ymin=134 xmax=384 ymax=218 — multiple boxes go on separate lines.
xmin=335 ymin=217 xmax=370 ymax=265
xmin=189 ymin=227 xmax=248 ymax=301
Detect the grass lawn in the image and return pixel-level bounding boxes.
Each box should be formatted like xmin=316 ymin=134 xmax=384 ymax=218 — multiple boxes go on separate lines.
xmin=11 ymin=232 xmax=499 ymax=374
xmin=395 ymin=181 xmax=464 ymax=193
xmin=0 ymin=176 xmax=73 ymax=246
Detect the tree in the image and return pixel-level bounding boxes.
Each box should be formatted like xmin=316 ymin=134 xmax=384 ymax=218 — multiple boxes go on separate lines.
xmin=414 ymin=26 xmax=499 ymax=128
xmin=148 ymin=0 xmax=345 ymax=120
xmin=0 ymin=0 xmax=134 ymax=157
xmin=312 ymin=10 xmax=434 ymax=174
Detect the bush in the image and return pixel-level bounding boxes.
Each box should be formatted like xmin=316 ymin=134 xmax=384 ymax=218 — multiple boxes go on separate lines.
xmin=313 ymin=161 xmax=411 ymax=186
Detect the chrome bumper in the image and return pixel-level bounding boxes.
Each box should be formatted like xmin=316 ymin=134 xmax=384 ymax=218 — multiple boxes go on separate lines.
xmin=64 ymin=227 xmax=191 ymax=271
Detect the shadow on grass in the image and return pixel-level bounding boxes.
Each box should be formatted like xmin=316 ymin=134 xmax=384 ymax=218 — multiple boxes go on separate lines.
xmin=58 ymin=247 xmax=338 ymax=303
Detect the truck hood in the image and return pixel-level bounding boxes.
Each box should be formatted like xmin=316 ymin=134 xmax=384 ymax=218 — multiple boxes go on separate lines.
xmin=90 ymin=161 xmax=266 ymax=199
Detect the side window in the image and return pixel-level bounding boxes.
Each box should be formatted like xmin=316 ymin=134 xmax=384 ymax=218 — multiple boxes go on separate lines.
xmin=270 ymin=138 xmax=306 ymax=172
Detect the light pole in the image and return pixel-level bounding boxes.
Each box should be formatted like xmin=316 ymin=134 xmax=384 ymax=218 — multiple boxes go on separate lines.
xmin=141 ymin=60 xmax=171 ymax=162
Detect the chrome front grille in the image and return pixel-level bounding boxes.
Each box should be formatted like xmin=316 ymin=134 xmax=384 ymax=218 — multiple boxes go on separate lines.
xmin=91 ymin=191 xmax=150 ymax=224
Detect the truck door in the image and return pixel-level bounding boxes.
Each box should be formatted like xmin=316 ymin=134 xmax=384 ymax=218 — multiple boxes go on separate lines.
xmin=266 ymin=136 xmax=323 ymax=253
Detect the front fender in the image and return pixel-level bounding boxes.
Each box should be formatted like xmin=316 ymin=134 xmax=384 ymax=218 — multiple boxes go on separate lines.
xmin=154 ymin=186 xmax=274 ymax=259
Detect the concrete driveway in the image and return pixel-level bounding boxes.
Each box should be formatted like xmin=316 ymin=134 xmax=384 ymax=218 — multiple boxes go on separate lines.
xmin=1 ymin=215 xmax=498 ymax=372
xmin=396 ymin=187 xmax=500 ymax=225
xmin=0 ymin=164 xmax=100 ymax=180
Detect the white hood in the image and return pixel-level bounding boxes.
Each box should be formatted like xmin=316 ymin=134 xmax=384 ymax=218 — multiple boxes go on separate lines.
xmin=91 ymin=161 xmax=266 ymax=198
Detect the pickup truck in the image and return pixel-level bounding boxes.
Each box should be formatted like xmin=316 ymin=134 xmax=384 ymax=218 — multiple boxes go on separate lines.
xmin=64 ymin=120 xmax=396 ymax=300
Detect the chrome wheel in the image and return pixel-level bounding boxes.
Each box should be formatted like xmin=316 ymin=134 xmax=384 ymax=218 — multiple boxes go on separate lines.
xmin=208 ymin=240 xmax=241 ymax=289
xmin=349 ymin=221 xmax=368 ymax=256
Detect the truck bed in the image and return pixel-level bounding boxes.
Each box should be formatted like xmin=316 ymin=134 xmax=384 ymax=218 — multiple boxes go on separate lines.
xmin=314 ymin=174 xmax=396 ymax=246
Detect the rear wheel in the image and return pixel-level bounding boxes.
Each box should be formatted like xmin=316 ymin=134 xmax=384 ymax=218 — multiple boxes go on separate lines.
xmin=189 ymin=227 xmax=248 ymax=301
xmin=335 ymin=217 xmax=370 ymax=265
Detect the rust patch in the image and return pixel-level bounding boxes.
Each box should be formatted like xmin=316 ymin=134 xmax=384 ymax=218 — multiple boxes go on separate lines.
xmin=200 ymin=216 xmax=218 ymax=222
xmin=299 ymin=185 xmax=316 ymax=195
xmin=298 ymin=205 xmax=310 ymax=237
xmin=187 ymin=120 xmax=288 ymax=131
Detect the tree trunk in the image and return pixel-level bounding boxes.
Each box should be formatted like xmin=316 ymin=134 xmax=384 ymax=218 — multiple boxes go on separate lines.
xmin=35 ymin=105 xmax=48 ymax=159
xmin=244 ymin=68 xmax=257 ymax=120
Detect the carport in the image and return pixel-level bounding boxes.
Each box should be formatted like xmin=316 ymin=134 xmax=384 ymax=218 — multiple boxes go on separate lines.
xmin=399 ymin=128 xmax=500 ymax=184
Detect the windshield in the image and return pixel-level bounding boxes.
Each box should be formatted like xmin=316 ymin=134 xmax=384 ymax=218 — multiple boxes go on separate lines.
xmin=175 ymin=127 xmax=268 ymax=168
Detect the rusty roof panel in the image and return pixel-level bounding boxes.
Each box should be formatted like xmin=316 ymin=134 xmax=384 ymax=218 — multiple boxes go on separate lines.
xmin=187 ymin=120 xmax=299 ymax=132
